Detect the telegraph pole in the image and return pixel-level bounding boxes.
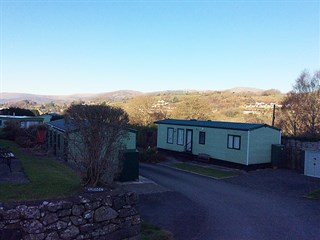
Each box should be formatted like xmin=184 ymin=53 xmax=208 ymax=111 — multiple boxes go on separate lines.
xmin=272 ymin=104 xmax=276 ymax=127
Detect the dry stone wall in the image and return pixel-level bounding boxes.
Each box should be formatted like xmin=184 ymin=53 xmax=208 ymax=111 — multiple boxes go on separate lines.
xmin=0 ymin=189 xmax=140 ymax=240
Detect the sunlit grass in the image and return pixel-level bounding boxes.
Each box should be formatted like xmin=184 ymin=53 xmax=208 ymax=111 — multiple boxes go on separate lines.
xmin=171 ymin=163 xmax=238 ymax=179
xmin=141 ymin=221 xmax=174 ymax=240
xmin=0 ymin=140 xmax=81 ymax=202
xmin=305 ymin=189 xmax=320 ymax=200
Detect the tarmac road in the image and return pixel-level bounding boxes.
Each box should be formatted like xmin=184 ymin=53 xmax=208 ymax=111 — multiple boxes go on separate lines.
xmin=139 ymin=163 xmax=320 ymax=240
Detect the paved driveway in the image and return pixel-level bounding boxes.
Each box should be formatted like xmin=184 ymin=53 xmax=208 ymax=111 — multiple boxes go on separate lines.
xmin=223 ymin=168 xmax=320 ymax=197
xmin=139 ymin=163 xmax=320 ymax=240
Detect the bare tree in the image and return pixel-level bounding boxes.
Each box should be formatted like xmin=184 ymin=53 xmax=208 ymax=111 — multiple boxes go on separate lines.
xmin=279 ymin=92 xmax=304 ymax=136
xmin=280 ymin=70 xmax=320 ymax=137
xmin=65 ymin=104 xmax=129 ymax=187
xmin=125 ymin=95 xmax=157 ymax=126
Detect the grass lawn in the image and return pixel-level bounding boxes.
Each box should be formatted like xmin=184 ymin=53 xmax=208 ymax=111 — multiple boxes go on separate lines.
xmin=171 ymin=162 xmax=238 ymax=179
xmin=305 ymin=189 xmax=320 ymax=200
xmin=141 ymin=222 xmax=174 ymax=240
xmin=0 ymin=139 xmax=81 ymax=202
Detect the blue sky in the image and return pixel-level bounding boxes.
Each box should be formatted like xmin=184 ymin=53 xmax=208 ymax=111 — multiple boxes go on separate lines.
xmin=0 ymin=0 xmax=319 ymax=95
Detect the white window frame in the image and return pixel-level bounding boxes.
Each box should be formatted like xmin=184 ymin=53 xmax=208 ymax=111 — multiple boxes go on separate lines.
xmin=167 ymin=127 xmax=174 ymax=144
xmin=177 ymin=128 xmax=184 ymax=145
xmin=227 ymin=134 xmax=241 ymax=150
xmin=199 ymin=131 xmax=206 ymax=145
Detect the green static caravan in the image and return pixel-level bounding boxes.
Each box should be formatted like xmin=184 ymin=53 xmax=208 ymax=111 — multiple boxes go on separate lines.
xmin=155 ymin=119 xmax=281 ymax=166
xmin=0 ymin=115 xmax=45 ymax=129
xmin=47 ymin=119 xmax=137 ymax=161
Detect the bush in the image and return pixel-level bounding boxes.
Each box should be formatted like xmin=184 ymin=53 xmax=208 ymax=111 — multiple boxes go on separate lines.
xmin=2 ymin=121 xmax=39 ymax=147
xmin=130 ymin=125 xmax=157 ymax=148
xmin=140 ymin=147 xmax=158 ymax=163
xmin=139 ymin=147 xmax=166 ymax=163
xmin=2 ymin=121 xmax=21 ymax=140
xmin=15 ymin=136 xmax=34 ymax=148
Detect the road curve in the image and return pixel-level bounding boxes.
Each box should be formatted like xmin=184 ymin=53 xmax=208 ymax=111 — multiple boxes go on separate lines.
xmin=139 ymin=163 xmax=320 ymax=240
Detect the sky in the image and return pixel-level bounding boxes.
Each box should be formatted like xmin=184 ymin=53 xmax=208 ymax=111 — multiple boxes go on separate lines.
xmin=0 ymin=0 xmax=319 ymax=95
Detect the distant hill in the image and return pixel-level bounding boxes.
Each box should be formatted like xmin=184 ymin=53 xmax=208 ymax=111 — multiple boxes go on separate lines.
xmin=0 ymin=90 xmax=144 ymax=104
xmin=227 ymin=87 xmax=264 ymax=93
xmin=93 ymin=90 xmax=143 ymax=101
xmin=0 ymin=88 xmax=281 ymax=104
xmin=0 ymin=93 xmax=59 ymax=104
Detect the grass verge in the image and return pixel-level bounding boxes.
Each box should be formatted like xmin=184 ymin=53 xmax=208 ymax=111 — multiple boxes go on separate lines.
xmin=171 ymin=162 xmax=238 ymax=179
xmin=0 ymin=139 xmax=81 ymax=202
xmin=141 ymin=222 xmax=174 ymax=240
xmin=305 ymin=189 xmax=320 ymax=200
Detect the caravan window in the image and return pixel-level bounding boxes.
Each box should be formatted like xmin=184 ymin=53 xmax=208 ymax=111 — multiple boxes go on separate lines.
xmin=167 ymin=128 xmax=174 ymax=144
xmin=227 ymin=135 xmax=241 ymax=150
xmin=177 ymin=129 xmax=184 ymax=145
xmin=199 ymin=132 xmax=206 ymax=145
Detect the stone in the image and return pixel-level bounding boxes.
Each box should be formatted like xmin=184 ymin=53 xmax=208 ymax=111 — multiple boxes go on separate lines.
xmin=61 ymin=201 xmax=73 ymax=209
xmin=47 ymin=202 xmax=63 ymax=213
xmin=113 ymin=197 xmax=126 ymax=210
xmin=0 ymin=229 xmax=23 ymax=240
xmin=126 ymin=192 xmax=139 ymax=206
xmin=45 ymin=232 xmax=59 ymax=240
xmin=60 ymin=225 xmax=80 ymax=239
xmin=118 ymin=208 xmax=138 ymax=218
xmin=85 ymin=201 xmax=101 ymax=210
xmin=0 ymin=209 xmax=4 ymax=220
xmin=70 ymin=216 xmax=86 ymax=226
xmin=131 ymin=215 xmax=141 ymax=225
xmin=90 ymin=229 xmax=102 ymax=237
xmin=3 ymin=209 xmax=20 ymax=220
xmin=42 ymin=213 xmax=58 ymax=225
xmin=80 ymin=196 xmax=90 ymax=204
xmin=102 ymin=223 xmax=120 ymax=233
xmin=94 ymin=206 xmax=118 ymax=222
xmin=22 ymin=220 xmax=44 ymax=234
xmin=47 ymin=220 xmax=68 ymax=231
xmin=102 ymin=196 xmax=113 ymax=206
xmin=126 ymin=236 xmax=142 ymax=240
xmin=60 ymin=216 xmax=71 ymax=223
xmin=24 ymin=233 xmax=46 ymax=240
xmin=57 ymin=209 xmax=71 ymax=217
xmin=22 ymin=207 xmax=41 ymax=219
xmin=16 ymin=205 xmax=28 ymax=213
xmin=76 ymin=233 xmax=93 ymax=240
xmin=79 ymin=223 xmax=96 ymax=233
xmin=6 ymin=219 xmax=20 ymax=224
xmin=110 ymin=218 xmax=123 ymax=225
xmin=83 ymin=210 xmax=93 ymax=220
xmin=72 ymin=205 xmax=85 ymax=216
xmin=5 ymin=221 xmax=21 ymax=230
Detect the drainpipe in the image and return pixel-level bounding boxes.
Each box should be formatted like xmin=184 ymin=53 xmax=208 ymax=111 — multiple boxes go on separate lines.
xmin=279 ymin=131 xmax=281 ymax=144
xmin=246 ymin=131 xmax=250 ymax=166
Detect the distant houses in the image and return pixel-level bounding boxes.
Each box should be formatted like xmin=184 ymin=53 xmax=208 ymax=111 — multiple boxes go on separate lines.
xmin=243 ymin=102 xmax=282 ymax=115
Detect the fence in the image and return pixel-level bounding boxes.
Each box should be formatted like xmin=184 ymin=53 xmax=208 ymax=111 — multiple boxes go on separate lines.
xmin=282 ymin=137 xmax=320 ymax=171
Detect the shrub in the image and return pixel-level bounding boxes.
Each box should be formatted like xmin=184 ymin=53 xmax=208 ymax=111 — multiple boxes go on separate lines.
xmin=2 ymin=121 xmax=21 ymax=140
xmin=139 ymin=147 xmax=166 ymax=163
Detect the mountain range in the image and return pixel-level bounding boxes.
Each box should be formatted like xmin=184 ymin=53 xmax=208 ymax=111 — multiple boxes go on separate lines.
xmin=0 ymin=87 xmax=274 ymax=104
